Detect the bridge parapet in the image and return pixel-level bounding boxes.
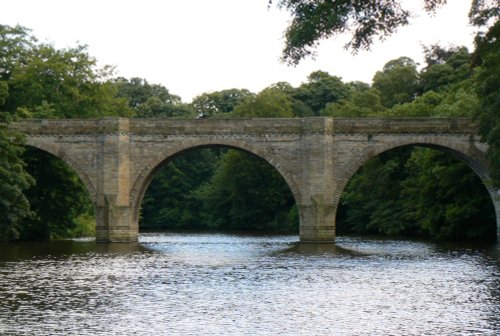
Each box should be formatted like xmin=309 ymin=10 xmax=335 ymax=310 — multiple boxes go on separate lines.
xmin=12 ymin=117 xmax=479 ymax=136
xmin=331 ymin=118 xmax=478 ymax=134
xmin=10 ymin=118 xmax=103 ymax=135
xmin=128 ymin=117 xmax=333 ymax=135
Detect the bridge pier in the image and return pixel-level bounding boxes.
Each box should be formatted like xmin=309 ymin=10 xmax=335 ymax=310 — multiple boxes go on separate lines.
xmin=298 ymin=199 xmax=337 ymax=242
xmin=297 ymin=119 xmax=337 ymax=242
xmin=95 ymin=202 xmax=137 ymax=242
xmin=95 ymin=118 xmax=137 ymax=242
xmin=494 ymin=188 xmax=500 ymax=241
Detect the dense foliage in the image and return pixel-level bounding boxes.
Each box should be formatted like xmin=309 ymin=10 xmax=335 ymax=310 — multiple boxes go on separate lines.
xmin=472 ymin=20 xmax=500 ymax=185
xmin=0 ymin=25 xmax=129 ymax=240
xmin=0 ymin=83 xmax=34 ymax=240
xmin=114 ymin=77 xmax=192 ymax=118
xmin=19 ymin=148 xmax=93 ymax=240
xmin=141 ymin=149 xmax=222 ymax=230
xmin=337 ymin=148 xmax=496 ymax=240
xmin=331 ymin=42 xmax=496 ymax=241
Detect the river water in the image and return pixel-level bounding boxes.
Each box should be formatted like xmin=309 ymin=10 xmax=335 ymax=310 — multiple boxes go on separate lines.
xmin=0 ymin=233 xmax=498 ymax=335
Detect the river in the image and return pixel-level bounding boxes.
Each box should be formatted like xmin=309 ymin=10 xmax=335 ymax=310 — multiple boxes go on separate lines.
xmin=0 ymin=233 xmax=498 ymax=335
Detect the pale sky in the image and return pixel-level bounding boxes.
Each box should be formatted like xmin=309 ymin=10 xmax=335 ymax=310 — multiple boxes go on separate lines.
xmin=1 ymin=0 xmax=477 ymax=102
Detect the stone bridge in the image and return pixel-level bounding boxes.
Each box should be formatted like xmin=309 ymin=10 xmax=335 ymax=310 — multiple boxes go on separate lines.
xmin=12 ymin=117 xmax=500 ymax=242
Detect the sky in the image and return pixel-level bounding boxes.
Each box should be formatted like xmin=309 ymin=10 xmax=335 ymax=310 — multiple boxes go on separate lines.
xmin=1 ymin=0 xmax=478 ymax=102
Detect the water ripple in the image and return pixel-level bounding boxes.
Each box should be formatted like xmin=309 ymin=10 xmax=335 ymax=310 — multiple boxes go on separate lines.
xmin=0 ymin=233 xmax=498 ymax=335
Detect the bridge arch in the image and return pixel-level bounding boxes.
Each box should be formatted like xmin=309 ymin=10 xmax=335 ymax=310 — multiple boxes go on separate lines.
xmin=334 ymin=137 xmax=499 ymax=238
xmin=23 ymin=140 xmax=97 ymax=206
xmin=129 ymin=138 xmax=302 ymax=226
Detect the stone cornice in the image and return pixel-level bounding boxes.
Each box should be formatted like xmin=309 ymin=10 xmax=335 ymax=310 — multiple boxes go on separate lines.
xmin=10 ymin=117 xmax=479 ymax=137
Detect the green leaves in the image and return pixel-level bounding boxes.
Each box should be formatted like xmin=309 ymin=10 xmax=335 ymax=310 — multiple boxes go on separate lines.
xmin=340 ymin=148 xmax=415 ymax=236
xmin=402 ymin=148 xmax=496 ymax=239
xmin=274 ymin=1 xmax=497 ymax=65
xmin=0 ymin=78 xmax=34 ymax=240
xmin=372 ymin=57 xmax=419 ymax=108
xmin=141 ymin=149 xmax=221 ymax=230
xmin=0 ymin=114 xmax=34 ymax=241
xmin=473 ymin=20 xmax=500 ymax=185
xmin=19 ymin=148 xmax=92 ymax=240
xmin=0 ymin=24 xmax=134 ymax=240
xmin=340 ymin=147 xmax=496 ymax=240
xmin=194 ymin=150 xmax=296 ymax=232
xmin=293 ymin=71 xmax=350 ymax=114
xmin=0 ymin=25 xmax=36 ymax=80
xmin=276 ymin=0 xmax=412 ymax=65
xmin=5 ymin=43 xmax=131 ymax=118
xmin=114 ymin=77 xmax=192 ymax=118
xmin=140 ymin=148 xmax=298 ymax=232
xmin=232 ymin=88 xmax=295 ymax=118
xmin=192 ymin=89 xmax=253 ymax=118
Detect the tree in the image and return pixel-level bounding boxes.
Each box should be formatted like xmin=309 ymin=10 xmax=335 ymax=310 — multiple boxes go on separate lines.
xmin=293 ymin=70 xmax=350 ymax=115
xmin=140 ymin=149 xmax=221 ymax=230
xmin=0 ymin=24 xmax=133 ymax=240
xmin=194 ymin=150 xmax=296 ymax=231
xmin=191 ymin=88 xmax=254 ymax=118
xmin=232 ymin=88 xmax=295 ymax=117
xmin=134 ymin=96 xmax=193 ymax=118
xmin=338 ymin=146 xmax=496 ymax=240
xmin=114 ymin=77 xmax=192 ymax=118
xmin=272 ymin=0 xmax=499 ymax=65
xmin=0 ymin=25 xmax=36 ymax=80
xmin=472 ymin=20 xmax=500 ymax=185
xmin=419 ymin=46 xmax=472 ymax=93
xmin=322 ymin=83 xmax=385 ymax=117
xmin=19 ymin=148 xmax=92 ymax=240
xmin=5 ymin=43 xmax=131 ymax=118
xmin=0 ymin=81 xmax=34 ymax=241
xmin=401 ymin=148 xmax=496 ymax=240
xmin=372 ymin=57 xmax=419 ymax=107
xmin=114 ymin=77 xmax=179 ymax=108
xmin=339 ymin=148 xmax=415 ymax=235
xmin=263 ymin=82 xmax=315 ymax=116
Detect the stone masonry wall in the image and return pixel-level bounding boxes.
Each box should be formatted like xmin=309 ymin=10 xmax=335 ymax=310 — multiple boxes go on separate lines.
xmin=11 ymin=117 xmax=498 ymax=242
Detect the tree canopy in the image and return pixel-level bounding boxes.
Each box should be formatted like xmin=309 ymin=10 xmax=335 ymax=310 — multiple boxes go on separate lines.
xmin=272 ymin=0 xmax=499 ymax=65
xmin=191 ymin=89 xmax=254 ymax=118
xmin=0 ymin=83 xmax=34 ymax=241
xmin=472 ymin=20 xmax=500 ymax=185
xmin=0 ymin=24 xmax=134 ymax=240
xmin=114 ymin=77 xmax=192 ymax=118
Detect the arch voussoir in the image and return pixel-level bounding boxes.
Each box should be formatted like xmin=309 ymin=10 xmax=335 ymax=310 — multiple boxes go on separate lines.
xmin=129 ymin=137 xmax=302 ymax=225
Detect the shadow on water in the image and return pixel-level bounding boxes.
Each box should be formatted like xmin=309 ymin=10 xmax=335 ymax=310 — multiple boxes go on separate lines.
xmin=432 ymin=240 xmax=500 ymax=260
xmin=0 ymin=239 xmax=149 ymax=262
xmin=273 ymin=241 xmax=366 ymax=257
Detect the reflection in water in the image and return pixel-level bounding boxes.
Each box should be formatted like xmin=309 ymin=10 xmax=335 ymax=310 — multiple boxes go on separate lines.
xmin=0 ymin=233 xmax=498 ymax=335
xmin=276 ymin=241 xmax=366 ymax=257
xmin=0 ymin=239 xmax=149 ymax=262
